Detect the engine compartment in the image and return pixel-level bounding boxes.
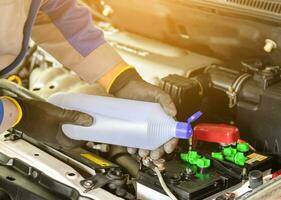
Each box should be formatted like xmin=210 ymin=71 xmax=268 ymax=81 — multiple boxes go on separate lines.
xmin=1 ymin=1 xmax=281 ymax=199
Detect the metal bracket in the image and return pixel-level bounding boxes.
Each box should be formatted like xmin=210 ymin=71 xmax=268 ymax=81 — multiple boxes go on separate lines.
xmin=0 ymin=132 xmax=122 ymax=200
xmin=3 ymin=129 xmax=23 ymax=141
xmin=81 ymin=169 xmax=127 ymax=193
xmin=81 ymin=174 xmax=112 ymax=193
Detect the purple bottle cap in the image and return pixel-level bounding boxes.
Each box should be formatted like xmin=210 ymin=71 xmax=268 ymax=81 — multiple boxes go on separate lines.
xmin=175 ymin=111 xmax=203 ymax=139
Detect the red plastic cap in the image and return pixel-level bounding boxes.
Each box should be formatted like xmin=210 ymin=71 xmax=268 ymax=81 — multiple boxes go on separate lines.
xmin=193 ymin=123 xmax=240 ymax=144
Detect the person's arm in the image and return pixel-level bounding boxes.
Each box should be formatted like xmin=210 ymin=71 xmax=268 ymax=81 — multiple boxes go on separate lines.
xmin=31 ymin=0 xmax=177 ymax=153
xmin=32 ymin=0 xmax=125 ymax=83
xmin=32 ymin=0 xmax=176 ymax=116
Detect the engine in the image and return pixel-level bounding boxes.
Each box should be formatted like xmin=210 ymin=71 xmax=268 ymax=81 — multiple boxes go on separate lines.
xmin=162 ymin=61 xmax=281 ymax=156
xmin=1 ymin=2 xmax=281 ymax=199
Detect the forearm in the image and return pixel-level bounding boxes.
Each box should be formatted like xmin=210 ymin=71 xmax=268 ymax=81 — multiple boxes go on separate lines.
xmin=33 ymin=0 xmax=141 ymax=93
xmin=0 ymin=97 xmax=21 ymax=133
xmin=32 ymin=0 xmax=124 ymax=83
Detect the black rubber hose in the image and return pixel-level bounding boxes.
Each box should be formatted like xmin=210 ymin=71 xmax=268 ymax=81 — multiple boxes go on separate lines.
xmin=108 ymin=146 xmax=139 ymax=178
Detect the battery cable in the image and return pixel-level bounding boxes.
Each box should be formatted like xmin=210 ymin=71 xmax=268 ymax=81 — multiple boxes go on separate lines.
xmin=153 ymin=167 xmax=178 ymax=200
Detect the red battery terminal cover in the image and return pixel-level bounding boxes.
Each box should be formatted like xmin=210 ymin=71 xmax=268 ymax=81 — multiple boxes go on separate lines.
xmin=193 ymin=123 xmax=240 ymax=145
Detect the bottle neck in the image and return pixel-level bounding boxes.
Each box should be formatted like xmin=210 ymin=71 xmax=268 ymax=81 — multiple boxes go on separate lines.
xmin=175 ymin=122 xmax=192 ymax=139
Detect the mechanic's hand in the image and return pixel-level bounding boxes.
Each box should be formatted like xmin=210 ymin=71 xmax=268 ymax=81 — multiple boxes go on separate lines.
xmin=109 ymin=68 xmax=178 ymax=159
xmin=113 ymin=79 xmax=177 ymax=117
xmin=14 ymin=97 xmax=93 ymax=149
xmin=116 ymin=80 xmax=180 ymax=157
xmin=128 ymin=138 xmax=179 ymax=160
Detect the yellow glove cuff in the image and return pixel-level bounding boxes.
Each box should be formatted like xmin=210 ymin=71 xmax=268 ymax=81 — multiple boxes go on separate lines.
xmin=1 ymin=96 xmax=23 ymax=127
xmin=98 ymin=62 xmax=134 ymax=93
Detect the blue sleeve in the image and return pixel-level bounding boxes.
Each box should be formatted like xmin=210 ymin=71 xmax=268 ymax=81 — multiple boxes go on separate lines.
xmin=40 ymin=0 xmax=106 ymax=57
xmin=0 ymin=100 xmax=4 ymax=125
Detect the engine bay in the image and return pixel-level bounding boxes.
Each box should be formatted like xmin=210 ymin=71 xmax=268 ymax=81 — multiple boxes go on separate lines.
xmin=1 ymin=0 xmax=281 ymax=199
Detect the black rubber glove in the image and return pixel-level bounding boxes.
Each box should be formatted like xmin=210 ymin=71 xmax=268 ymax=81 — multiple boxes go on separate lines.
xmin=110 ymin=68 xmax=177 ymax=116
xmin=14 ymin=97 xmax=93 ymax=149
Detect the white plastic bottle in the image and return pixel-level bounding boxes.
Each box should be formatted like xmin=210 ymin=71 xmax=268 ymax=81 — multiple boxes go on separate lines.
xmin=48 ymin=93 xmax=202 ymax=150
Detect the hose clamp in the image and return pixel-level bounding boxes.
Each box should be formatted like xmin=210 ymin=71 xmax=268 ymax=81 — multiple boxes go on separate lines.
xmin=226 ymin=73 xmax=252 ymax=108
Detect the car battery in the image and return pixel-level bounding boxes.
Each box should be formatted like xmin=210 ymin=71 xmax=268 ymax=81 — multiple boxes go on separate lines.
xmin=137 ymin=160 xmax=233 ymax=200
xmin=210 ymin=148 xmax=274 ymax=178
xmin=137 ymin=148 xmax=274 ymax=200
xmin=192 ymin=124 xmax=274 ymax=176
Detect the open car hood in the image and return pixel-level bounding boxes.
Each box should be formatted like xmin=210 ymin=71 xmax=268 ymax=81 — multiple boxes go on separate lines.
xmin=86 ymin=0 xmax=281 ymax=63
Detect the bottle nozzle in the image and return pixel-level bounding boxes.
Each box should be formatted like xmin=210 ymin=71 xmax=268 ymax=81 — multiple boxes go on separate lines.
xmin=176 ymin=111 xmax=203 ymax=139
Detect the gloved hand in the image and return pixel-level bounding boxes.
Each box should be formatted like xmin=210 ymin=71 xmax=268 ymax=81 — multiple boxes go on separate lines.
xmin=110 ymin=68 xmax=177 ymax=117
xmin=14 ymin=97 xmax=93 ymax=149
xmin=113 ymin=79 xmax=177 ymax=116
xmin=127 ymin=138 xmax=179 ymax=160
xmin=110 ymin=68 xmax=178 ymax=159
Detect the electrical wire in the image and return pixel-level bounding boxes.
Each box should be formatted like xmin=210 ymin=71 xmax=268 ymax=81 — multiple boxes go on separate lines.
xmin=153 ymin=167 xmax=178 ymax=200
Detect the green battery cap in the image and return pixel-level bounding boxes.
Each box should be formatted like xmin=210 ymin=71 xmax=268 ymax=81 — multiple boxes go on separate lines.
xmin=180 ymin=153 xmax=188 ymax=161
xmin=225 ymin=155 xmax=234 ymax=162
xmin=234 ymin=152 xmax=247 ymax=166
xmin=196 ymin=157 xmax=211 ymax=168
xmin=212 ymin=152 xmax=224 ymax=161
xmin=223 ymin=146 xmax=237 ymax=157
xmin=237 ymin=143 xmax=250 ymax=153
xmin=180 ymin=151 xmax=201 ymax=165
xmin=226 ymin=152 xmax=247 ymax=166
